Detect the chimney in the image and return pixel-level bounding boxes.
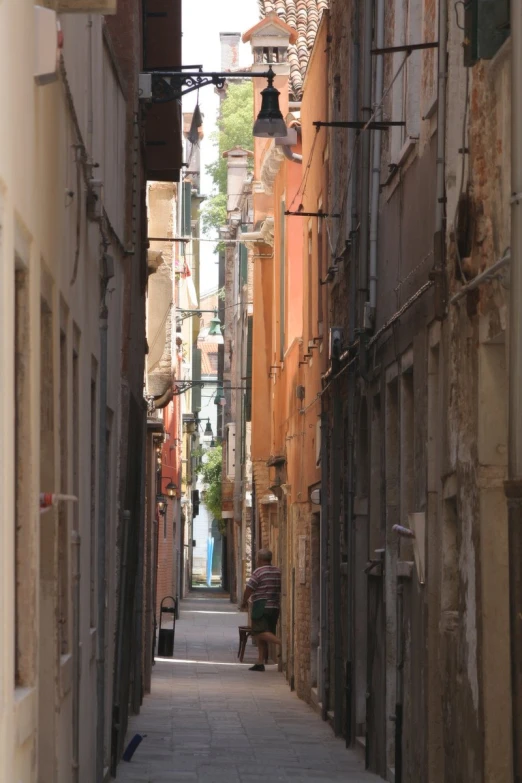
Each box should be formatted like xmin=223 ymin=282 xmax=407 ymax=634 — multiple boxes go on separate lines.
xmin=219 ymin=32 xmax=241 ymax=72
xmin=223 ymin=148 xmax=252 ymax=213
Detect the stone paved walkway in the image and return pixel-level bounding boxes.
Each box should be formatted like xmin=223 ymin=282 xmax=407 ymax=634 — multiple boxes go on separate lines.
xmin=115 ymin=592 xmax=380 ymax=783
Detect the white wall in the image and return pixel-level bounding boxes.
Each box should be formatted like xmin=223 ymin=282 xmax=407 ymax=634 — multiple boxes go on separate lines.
xmin=0 ymin=6 xmax=128 ymax=782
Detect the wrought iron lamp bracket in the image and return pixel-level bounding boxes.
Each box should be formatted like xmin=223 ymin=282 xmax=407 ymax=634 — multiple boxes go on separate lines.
xmin=144 ymin=69 xmax=275 ymax=103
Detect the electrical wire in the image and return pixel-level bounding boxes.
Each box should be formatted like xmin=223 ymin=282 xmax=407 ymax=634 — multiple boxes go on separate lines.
xmin=328 ymin=52 xmax=411 ymax=258
xmin=287 ymin=126 xmax=322 ymax=212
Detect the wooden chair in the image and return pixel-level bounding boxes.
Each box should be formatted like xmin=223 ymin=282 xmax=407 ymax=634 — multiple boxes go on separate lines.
xmin=238 ymin=626 xmax=252 ymax=663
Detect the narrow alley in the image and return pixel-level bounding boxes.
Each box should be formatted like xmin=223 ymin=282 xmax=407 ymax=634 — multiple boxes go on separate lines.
xmin=117 ymin=593 xmax=378 ymax=783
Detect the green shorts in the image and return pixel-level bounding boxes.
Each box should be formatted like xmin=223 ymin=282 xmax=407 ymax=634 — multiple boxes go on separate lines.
xmin=251 ymin=609 xmax=279 ymax=636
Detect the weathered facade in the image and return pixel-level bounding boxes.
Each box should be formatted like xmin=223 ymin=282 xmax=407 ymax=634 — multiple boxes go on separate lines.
xmin=241 ymin=0 xmax=518 ymax=781
xmin=0 ymin=1 xmax=182 ymax=780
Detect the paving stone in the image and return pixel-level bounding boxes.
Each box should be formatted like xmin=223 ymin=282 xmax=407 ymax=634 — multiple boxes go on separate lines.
xmin=114 ymin=594 xmax=381 ymax=783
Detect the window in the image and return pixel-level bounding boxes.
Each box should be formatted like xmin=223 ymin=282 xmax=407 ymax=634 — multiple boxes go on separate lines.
xmin=400 ymin=365 xmax=415 ymax=560
xmin=72 ymin=328 xmax=80 ymax=534
xmin=390 ymin=0 xmax=423 ymax=162
xmin=317 ymin=215 xmax=324 ymax=328
xmin=307 ymin=224 xmax=313 ymax=342
xmin=59 ymin=327 xmax=69 ymax=655
xmin=464 ymin=0 xmax=510 ymax=66
xmin=208 ymin=352 xmax=218 ymax=373
xmin=15 ymin=262 xmax=32 ymax=686
xmin=90 ymin=362 xmax=97 ymax=628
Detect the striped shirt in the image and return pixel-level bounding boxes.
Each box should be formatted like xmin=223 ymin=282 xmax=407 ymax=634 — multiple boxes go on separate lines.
xmin=247 ymin=565 xmax=282 ymax=610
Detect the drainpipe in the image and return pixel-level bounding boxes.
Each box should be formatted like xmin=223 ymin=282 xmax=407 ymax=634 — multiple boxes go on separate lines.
xmin=358 ymin=0 xmax=373 ymax=348
xmin=507 ymin=1 xmax=522 ymax=778
xmin=96 ymin=294 xmax=109 ymax=783
xmin=281 ymin=145 xmax=303 ymax=163
xmin=394 ymin=581 xmax=404 ymax=783
xmin=368 ymin=0 xmax=385 ymax=316
xmin=435 ymin=0 xmax=448 ymax=242
xmin=132 ymin=423 xmax=147 ymax=712
xmin=320 ymin=409 xmax=330 ymax=720
xmin=345 ymin=0 xmax=361 ymax=747
xmin=111 ymin=509 xmax=130 ymax=774
xmin=331 ymin=395 xmax=343 ymax=735
xmin=71 ymin=530 xmax=81 ymax=783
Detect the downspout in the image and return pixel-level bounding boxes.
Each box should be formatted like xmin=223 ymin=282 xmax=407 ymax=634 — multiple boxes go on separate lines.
xmin=71 ymin=530 xmax=81 ymax=783
xmin=331 ymin=395 xmax=343 ymax=736
xmin=395 ymin=581 xmax=405 ymax=783
xmin=358 ymin=0 xmax=374 ymax=378
xmin=96 ymin=290 xmax=109 ymax=783
xmin=368 ymin=0 xmax=385 ymax=316
xmin=132 ymin=429 xmax=147 ymax=712
xmin=320 ymin=410 xmax=330 ymax=720
xmin=111 ymin=509 xmax=130 ymax=775
xmin=507 ymin=1 xmax=522 ymax=777
xmin=434 ymin=0 xmax=448 ymax=243
xmin=346 ymin=0 xmax=360 ymax=747
xmin=281 ymin=145 xmax=303 ymax=163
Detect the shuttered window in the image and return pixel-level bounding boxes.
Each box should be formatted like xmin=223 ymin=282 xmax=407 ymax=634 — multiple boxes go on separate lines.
xmin=143 ymin=0 xmax=182 ymax=181
xmin=245 ymin=316 xmax=253 ymax=422
xmin=464 ymin=0 xmax=510 ymax=66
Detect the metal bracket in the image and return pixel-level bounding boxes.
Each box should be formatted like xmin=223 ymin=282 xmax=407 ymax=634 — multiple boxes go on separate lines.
xmin=140 ymin=68 xmax=274 ymax=102
xmin=285 ymin=210 xmax=341 ymax=218
xmin=371 ymin=41 xmax=439 ymax=55
xmin=313 ymin=121 xmax=405 ymax=130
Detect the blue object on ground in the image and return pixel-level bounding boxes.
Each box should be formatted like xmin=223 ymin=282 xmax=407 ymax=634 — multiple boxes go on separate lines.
xmin=123 ymin=733 xmax=145 ymax=761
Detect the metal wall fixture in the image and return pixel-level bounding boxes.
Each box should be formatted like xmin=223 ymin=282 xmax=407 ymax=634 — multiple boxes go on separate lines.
xmin=139 ymin=66 xmax=285 ymax=138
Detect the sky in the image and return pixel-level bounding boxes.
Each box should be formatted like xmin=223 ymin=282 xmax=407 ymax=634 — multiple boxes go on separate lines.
xmin=182 ymin=0 xmax=259 ymax=296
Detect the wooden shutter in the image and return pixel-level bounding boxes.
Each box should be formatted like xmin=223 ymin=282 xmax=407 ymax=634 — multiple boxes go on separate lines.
xmin=143 ymin=0 xmax=183 ymax=181
xmin=245 ymin=316 xmax=253 ymax=422
xmin=464 ymin=0 xmax=510 ymax=66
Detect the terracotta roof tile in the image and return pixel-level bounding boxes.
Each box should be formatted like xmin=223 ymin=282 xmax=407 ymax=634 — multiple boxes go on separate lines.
xmin=258 ymin=0 xmax=328 ymax=100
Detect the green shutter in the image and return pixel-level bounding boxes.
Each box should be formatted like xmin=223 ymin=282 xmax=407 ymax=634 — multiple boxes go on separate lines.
xmin=239 ymin=225 xmax=248 ymax=287
xmin=245 ymin=316 xmax=253 ymax=422
xmin=192 ymin=348 xmax=201 ymax=413
xmin=464 ymin=0 xmax=510 ymax=66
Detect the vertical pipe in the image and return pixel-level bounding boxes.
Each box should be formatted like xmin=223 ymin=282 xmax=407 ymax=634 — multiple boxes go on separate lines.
xmin=508 ymin=2 xmax=522 ymax=778
xmin=291 ymin=567 xmax=296 ymax=691
xmin=331 ymin=396 xmax=343 ymax=735
xmin=110 ymin=509 xmax=130 ymax=776
xmin=395 ymin=581 xmax=404 ymax=783
xmin=435 ymin=0 xmax=448 ymax=236
xmin=358 ymin=0 xmax=373 ymax=327
xmin=320 ymin=409 xmax=330 ymax=720
xmin=132 ymin=422 xmax=147 ymax=712
xmin=71 ymin=530 xmax=81 ymax=783
xmin=346 ymin=2 xmax=361 ymax=744
xmin=369 ymin=0 xmax=385 ymax=313
xmin=96 ymin=301 xmax=108 ymax=783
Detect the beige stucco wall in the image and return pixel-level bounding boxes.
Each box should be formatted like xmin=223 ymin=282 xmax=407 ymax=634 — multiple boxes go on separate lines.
xmin=0 ymin=5 xmax=128 ymax=782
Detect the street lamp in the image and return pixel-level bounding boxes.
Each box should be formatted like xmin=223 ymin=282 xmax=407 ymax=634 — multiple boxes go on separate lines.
xmin=214 ymin=385 xmax=226 ymax=407
xmin=176 ymin=308 xmax=224 ymax=345
xmin=165 ymin=481 xmax=178 ymax=498
xmin=139 ymin=66 xmax=285 ymax=139
xmin=253 ymin=72 xmax=287 ymax=138
xmin=156 ymin=494 xmax=168 ymax=516
xmin=203 ymin=419 xmax=213 ymax=441
xmin=206 ymin=313 xmax=223 ymax=344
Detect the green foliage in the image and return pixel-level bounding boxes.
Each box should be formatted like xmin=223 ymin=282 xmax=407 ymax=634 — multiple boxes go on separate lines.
xmin=200 ymin=193 xmax=227 ymax=237
xmin=201 ymin=81 xmax=254 ymax=240
xmin=198 ymin=445 xmax=223 ymax=532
